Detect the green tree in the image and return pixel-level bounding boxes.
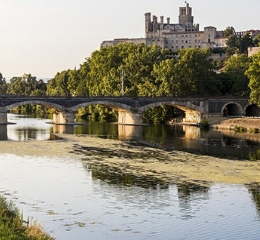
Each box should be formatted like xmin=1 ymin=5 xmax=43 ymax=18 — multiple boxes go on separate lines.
xmin=253 ymin=34 xmax=260 ymax=47
xmin=239 ymin=33 xmax=254 ymax=54
xmin=7 ymin=77 xmax=27 ymax=95
xmin=78 ymin=58 xmax=91 ymax=96
xmin=47 ymin=70 xmax=71 ymax=96
xmin=152 ymin=58 xmax=179 ymax=96
xmin=7 ymin=74 xmax=46 ymax=96
xmin=153 ymin=48 xmax=221 ymax=97
xmin=223 ymin=54 xmax=251 ymax=96
xmin=87 ymin=43 xmax=169 ymax=97
xmin=223 ymin=26 xmax=235 ymax=37
xmin=87 ymin=45 xmax=123 ymax=96
xmin=0 ymin=73 xmax=8 ymax=94
xmin=172 ymin=48 xmax=219 ymax=96
xmin=245 ymin=52 xmax=260 ymax=106
xmin=226 ymin=35 xmax=239 ymax=56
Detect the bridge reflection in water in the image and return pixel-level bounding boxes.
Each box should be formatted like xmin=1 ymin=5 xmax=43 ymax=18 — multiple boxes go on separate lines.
xmin=1 ymin=118 xmax=260 ymax=160
xmin=0 ymin=125 xmax=7 ymax=140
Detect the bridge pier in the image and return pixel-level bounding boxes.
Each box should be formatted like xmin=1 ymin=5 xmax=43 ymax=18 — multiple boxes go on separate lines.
xmin=0 ymin=107 xmax=8 ymax=124
xmin=184 ymin=111 xmax=201 ymax=123
xmin=52 ymin=111 xmax=75 ymax=125
xmin=118 ymin=110 xmax=143 ymax=125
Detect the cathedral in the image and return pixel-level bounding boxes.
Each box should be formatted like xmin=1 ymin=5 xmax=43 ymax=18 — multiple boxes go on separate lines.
xmin=101 ymin=2 xmax=228 ymax=50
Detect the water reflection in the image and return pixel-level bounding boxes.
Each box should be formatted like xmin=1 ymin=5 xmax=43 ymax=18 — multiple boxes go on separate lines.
xmin=177 ymin=183 xmax=209 ymax=220
xmin=247 ymin=184 xmax=260 ymax=216
xmin=0 ymin=125 xmax=7 ymax=140
xmin=4 ymin=113 xmax=260 ymax=160
xmin=52 ymin=124 xmax=74 ymax=134
xmin=1 ymin=114 xmax=260 ymax=239
xmin=83 ymin=162 xmax=169 ymax=189
xmin=6 ymin=113 xmax=52 ymax=141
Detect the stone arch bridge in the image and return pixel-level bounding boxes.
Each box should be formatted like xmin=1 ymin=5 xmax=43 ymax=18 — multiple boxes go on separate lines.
xmin=0 ymin=96 xmax=258 ymax=125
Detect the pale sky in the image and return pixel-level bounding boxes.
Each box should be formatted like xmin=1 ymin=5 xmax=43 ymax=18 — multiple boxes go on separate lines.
xmin=0 ymin=0 xmax=259 ymax=79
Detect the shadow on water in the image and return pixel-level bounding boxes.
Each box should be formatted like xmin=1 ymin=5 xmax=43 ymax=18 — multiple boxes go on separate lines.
xmin=246 ymin=184 xmax=260 ymax=217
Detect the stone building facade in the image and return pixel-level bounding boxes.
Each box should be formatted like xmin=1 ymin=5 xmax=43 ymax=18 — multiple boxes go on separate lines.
xmin=101 ymin=2 xmax=228 ymax=50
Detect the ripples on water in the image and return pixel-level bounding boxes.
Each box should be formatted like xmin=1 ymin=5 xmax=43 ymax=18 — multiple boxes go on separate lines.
xmin=0 ymin=114 xmax=260 ymax=239
xmin=0 ymin=154 xmax=260 ymax=240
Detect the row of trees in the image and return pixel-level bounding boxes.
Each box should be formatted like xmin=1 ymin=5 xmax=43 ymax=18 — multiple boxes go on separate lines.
xmin=0 ymin=73 xmax=46 ymax=95
xmin=1 ymin=42 xmax=260 ymax=122
xmin=0 ymin=44 xmax=254 ymax=98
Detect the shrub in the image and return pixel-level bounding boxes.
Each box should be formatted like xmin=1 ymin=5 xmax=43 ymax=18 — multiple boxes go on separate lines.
xmin=234 ymin=125 xmax=247 ymax=133
xmin=0 ymin=195 xmax=53 ymax=240
xmin=199 ymin=119 xmax=210 ymax=130
xmin=250 ymin=128 xmax=259 ymax=134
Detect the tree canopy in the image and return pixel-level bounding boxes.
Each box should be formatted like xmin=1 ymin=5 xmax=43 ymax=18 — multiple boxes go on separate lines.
xmin=224 ymin=27 xmax=254 ymax=56
xmin=246 ymin=52 xmax=260 ymax=106
xmin=0 ymin=41 xmax=258 ymax=122
xmin=0 ymin=43 xmax=253 ymax=99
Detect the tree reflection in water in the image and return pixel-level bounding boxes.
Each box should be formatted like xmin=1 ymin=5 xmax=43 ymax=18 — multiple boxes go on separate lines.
xmin=83 ymin=162 xmax=169 ymax=189
xmin=247 ymin=184 xmax=260 ymax=217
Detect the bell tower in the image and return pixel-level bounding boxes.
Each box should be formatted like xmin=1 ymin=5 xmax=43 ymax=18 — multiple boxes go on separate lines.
xmin=179 ymin=1 xmax=194 ymax=25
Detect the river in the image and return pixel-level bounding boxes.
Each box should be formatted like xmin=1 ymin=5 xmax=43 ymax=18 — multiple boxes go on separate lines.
xmin=0 ymin=113 xmax=260 ymax=239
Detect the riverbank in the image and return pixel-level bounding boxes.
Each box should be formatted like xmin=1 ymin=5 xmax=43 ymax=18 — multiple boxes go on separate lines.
xmin=1 ymin=134 xmax=260 ymax=187
xmin=212 ymin=118 xmax=260 ymax=131
xmin=0 ymin=195 xmax=53 ymax=240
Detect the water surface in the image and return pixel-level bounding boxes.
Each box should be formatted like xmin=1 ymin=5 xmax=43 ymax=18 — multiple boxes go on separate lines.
xmin=0 ymin=113 xmax=260 ymax=239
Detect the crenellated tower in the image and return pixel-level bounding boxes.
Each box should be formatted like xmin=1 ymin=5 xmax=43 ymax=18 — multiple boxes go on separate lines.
xmin=179 ymin=2 xmax=194 ymax=26
xmin=145 ymin=12 xmax=152 ymax=35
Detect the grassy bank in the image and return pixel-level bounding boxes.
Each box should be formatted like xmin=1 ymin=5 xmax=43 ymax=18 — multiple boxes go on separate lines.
xmin=0 ymin=195 xmax=53 ymax=240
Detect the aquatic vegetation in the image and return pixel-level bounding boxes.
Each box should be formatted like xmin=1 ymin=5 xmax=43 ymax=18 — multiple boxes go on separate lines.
xmin=250 ymin=128 xmax=260 ymax=134
xmin=234 ymin=125 xmax=247 ymax=133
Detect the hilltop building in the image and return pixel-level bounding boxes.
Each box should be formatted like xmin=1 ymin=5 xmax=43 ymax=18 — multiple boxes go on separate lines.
xmin=101 ymin=2 xmax=228 ymax=50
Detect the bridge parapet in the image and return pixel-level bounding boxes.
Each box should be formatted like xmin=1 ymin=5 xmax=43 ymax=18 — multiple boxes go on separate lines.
xmin=0 ymin=96 xmax=251 ymax=125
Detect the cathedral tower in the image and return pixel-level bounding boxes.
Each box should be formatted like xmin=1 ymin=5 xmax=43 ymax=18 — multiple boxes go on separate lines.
xmin=179 ymin=2 xmax=194 ymax=26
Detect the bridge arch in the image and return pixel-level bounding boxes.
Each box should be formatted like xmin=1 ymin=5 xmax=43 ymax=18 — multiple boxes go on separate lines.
xmin=5 ymin=100 xmax=65 ymax=112
xmin=245 ymin=104 xmax=260 ymax=117
xmin=222 ymin=102 xmax=244 ymax=117
xmin=69 ymin=101 xmax=133 ymax=112
xmin=139 ymin=101 xmax=203 ymax=123
xmin=69 ymin=101 xmax=141 ymax=125
xmin=4 ymin=100 xmax=68 ymax=124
